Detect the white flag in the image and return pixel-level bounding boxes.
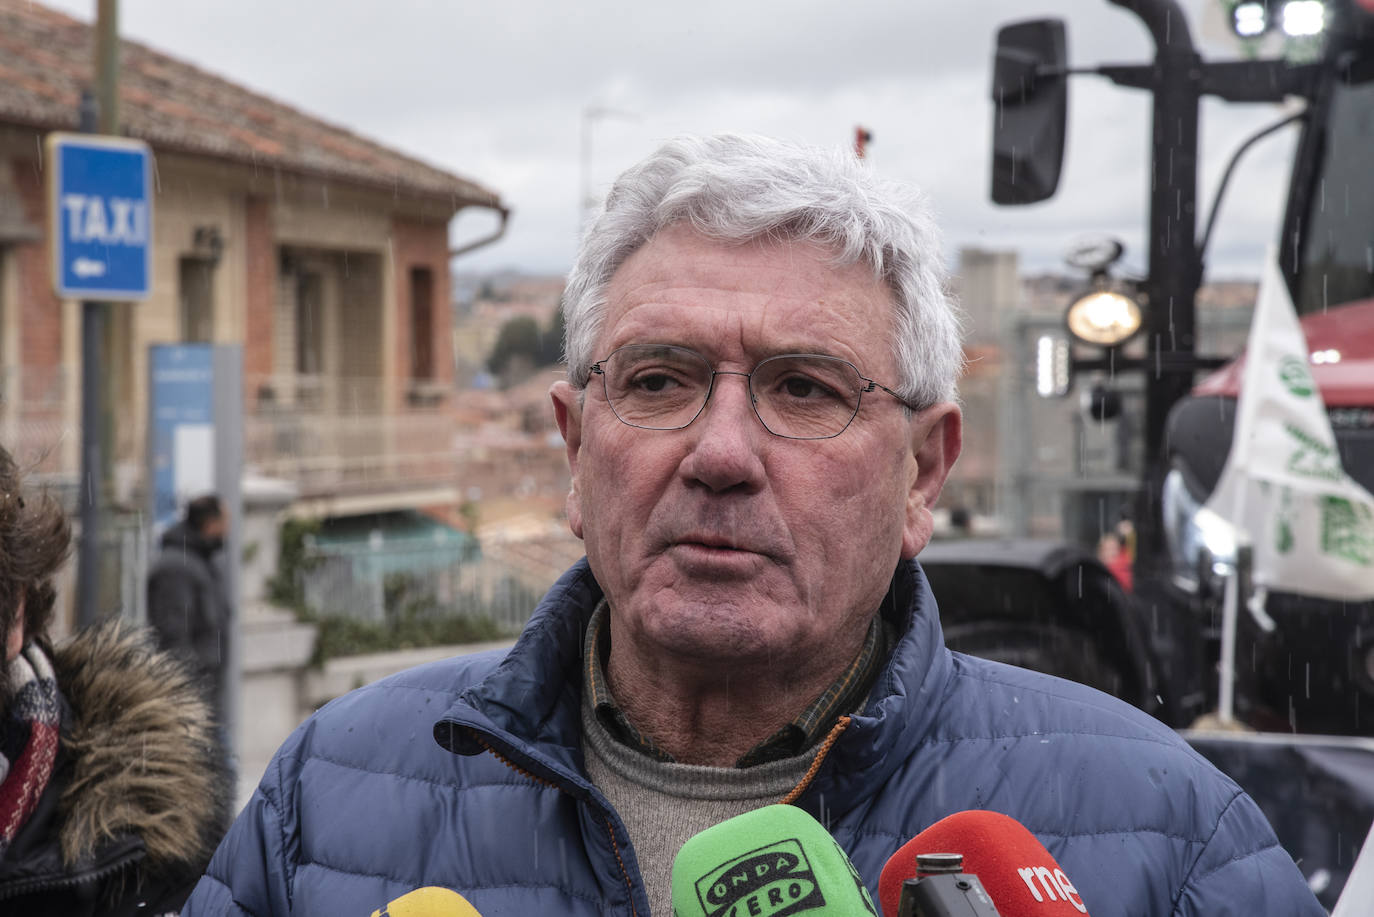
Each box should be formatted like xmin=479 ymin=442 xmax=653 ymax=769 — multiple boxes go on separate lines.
xmin=1333 ymin=820 xmax=1374 ymax=917
xmin=1203 ymin=255 xmax=1374 ymax=602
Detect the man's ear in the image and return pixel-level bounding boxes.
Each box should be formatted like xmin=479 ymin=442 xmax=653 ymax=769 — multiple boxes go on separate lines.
xmin=901 ymin=403 xmax=963 ymax=559
xmin=550 ymin=380 xmax=586 ymax=539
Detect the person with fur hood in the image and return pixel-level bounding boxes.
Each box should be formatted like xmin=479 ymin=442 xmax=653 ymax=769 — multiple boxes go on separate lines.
xmin=0 ymin=446 xmax=231 ymax=916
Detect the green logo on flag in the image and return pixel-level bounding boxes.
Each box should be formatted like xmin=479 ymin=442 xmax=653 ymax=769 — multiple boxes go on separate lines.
xmin=1279 ymin=356 xmax=1315 ymax=398
xmin=1321 ymin=497 xmax=1374 ymax=566
xmin=1277 ymin=517 xmax=1295 ymax=554
xmin=1274 ymin=487 xmax=1297 ymax=555
xmin=1284 ymin=424 xmax=1343 ymax=482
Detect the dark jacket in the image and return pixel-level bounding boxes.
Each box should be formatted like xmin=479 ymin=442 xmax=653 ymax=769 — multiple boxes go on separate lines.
xmin=183 ymin=559 xmax=1323 ymax=916
xmin=147 ymin=521 xmax=231 ymax=714
xmin=0 ymin=622 xmax=232 ymax=916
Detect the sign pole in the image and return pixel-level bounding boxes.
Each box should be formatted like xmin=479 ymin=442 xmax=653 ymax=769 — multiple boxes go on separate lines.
xmin=75 ymin=91 xmax=103 ymax=629
xmin=214 ymin=345 xmax=244 ymax=774
xmin=74 ymin=0 xmax=122 ymax=628
xmin=96 ymin=0 xmax=120 ymax=542
xmin=95 ymin=0 xmax=120 ymax=138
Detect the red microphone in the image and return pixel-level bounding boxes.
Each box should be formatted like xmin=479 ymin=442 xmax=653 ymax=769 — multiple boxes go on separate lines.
xmin=878 ymin=810 xmax=1090 ymax=916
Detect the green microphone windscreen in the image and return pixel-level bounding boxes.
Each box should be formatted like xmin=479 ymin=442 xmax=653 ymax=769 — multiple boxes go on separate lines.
xmin=670 ymin=804 xmax=877 ymax=917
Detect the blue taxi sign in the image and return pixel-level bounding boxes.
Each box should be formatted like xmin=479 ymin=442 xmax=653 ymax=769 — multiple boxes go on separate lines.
xmin=46 ymin=132 xmax=153 ymax=300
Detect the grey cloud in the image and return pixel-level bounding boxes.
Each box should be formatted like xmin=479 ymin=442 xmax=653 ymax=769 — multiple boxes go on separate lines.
xmin=47 ymin=0 xmax=1284 ymax=275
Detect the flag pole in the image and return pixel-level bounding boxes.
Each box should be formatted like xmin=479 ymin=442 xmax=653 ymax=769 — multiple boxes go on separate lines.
xmin=1217 ymin=568 xmax=1238 ymax=724
xmin=1216 ymin=389 xmax=1256 ymax=727
xmin=1217 ymin=542 xmax=1252 ymax=725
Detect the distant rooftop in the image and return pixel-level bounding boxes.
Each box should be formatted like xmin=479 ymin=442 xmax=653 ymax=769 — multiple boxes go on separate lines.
xmin=0 ymin=0 xmax=502 ymax=210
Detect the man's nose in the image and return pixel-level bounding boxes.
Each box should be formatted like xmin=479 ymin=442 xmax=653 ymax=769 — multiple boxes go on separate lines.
xmin=679 ymin=372 xmax=767 ymax=493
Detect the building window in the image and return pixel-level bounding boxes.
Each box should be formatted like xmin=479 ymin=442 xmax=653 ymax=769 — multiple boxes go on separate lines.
xmin=296 ymin=270 xmax=324 ymax=376
xmin=178 ymin=257 xmax=215 ymax=343
xmin=410 ymin=266 xmax=434 ymax=380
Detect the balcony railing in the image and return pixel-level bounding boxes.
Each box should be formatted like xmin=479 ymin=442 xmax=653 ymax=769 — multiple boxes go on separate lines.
xmin=246 ymin=374 xmax=458 ymax=496
xmin=0 ymin=365 xmax=76 ymax=480
xmin=2 ymin=368 xmax=462 ymax=497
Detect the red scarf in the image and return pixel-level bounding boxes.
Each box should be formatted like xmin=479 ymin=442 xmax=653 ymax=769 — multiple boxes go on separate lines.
xmin=0 ymin=643 xmax=60 ymax=855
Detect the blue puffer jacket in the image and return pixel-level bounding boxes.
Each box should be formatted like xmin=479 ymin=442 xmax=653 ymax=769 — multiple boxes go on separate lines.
xmin=184 ymin=560 xmax=1322 ymax=916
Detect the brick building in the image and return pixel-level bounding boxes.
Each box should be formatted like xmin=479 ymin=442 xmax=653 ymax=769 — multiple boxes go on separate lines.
xmin=0 ymin=0 xmax=506 ymax=522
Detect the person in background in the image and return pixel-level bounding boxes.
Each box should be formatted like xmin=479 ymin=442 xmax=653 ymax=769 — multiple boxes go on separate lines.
xmin=146 ymin=494 xmax=231 ymax=721
xmin=1098 ymin=530 xmax=1134 ymax=592
xmin=1116 ymin=513 xmax=1137 ymax=561
xmin=0 ymin=446 xmax=229 ymax=915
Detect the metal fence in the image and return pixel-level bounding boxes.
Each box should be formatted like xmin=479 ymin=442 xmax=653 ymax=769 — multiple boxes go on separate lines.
xmin=106 ymin=514 xmax=150 ymax=626
xmin=296 ymin=534 xmax=549 ymax=633
xmin=52 ymin=509 xmax=150 ymax=639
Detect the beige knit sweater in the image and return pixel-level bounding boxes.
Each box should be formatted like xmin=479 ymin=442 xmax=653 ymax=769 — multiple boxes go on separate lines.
xmin=581 ymin=692 xmax=821 ymax=915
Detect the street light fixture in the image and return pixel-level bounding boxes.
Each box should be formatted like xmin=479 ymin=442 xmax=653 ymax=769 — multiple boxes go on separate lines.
xmin=1228 ymin=0 xmax=1331 ymax=39
xmin=1281 ymin=0 xmax=1326 ymax=35
xmin=1232 ymin=1 xmax=1270 ymax=37
xmin=1036 ymin=333 xmax=1073 ymax=398
xmin=1066 ymin=288 xmax=1144 ymax=347
xmin=1061 ymin=236 xmax=1143 ymax=347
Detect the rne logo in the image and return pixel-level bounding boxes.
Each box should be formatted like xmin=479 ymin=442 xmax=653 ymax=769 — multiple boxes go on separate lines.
xmin=1016 ymin=865 xmax=1087 ymax=913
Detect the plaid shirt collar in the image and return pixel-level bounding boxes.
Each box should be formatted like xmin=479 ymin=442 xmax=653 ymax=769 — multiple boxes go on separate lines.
xmin=582 ymin=599 xmax=891 ymax=768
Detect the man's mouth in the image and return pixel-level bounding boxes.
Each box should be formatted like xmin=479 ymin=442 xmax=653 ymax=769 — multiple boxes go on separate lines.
xmin=677 ymin=534 xmax=752 ymax=552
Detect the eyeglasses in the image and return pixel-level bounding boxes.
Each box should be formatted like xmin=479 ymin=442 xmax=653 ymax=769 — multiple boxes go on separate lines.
xmin=588 ymin=344 xmax=920 ymax=440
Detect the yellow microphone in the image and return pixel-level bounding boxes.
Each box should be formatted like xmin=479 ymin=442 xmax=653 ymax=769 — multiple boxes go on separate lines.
xmin=369 ymin=886 xmax=483 ymax=917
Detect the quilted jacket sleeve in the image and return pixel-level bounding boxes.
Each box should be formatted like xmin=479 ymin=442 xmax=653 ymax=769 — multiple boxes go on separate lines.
xmin=1171 ymin=791 xmax=1325 ymax=916
xmin=182 ymin=778 xmax=296 ymax=916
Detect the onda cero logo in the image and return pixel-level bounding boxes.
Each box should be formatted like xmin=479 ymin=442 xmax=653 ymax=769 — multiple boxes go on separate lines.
xmin=694 ymin=838 xmax=825 ymax=916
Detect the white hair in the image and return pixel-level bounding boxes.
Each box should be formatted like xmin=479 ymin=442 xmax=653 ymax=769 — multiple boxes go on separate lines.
xmin=562 ymin=133 xmax=965 ymax=407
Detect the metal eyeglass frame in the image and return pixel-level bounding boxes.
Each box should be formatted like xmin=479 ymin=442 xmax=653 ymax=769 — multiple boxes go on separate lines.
xmin=587 ymin=344 xmax=921 ymax=440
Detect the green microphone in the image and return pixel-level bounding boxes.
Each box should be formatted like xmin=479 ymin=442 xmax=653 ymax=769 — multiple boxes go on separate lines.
xmin=671 ymin=804 xmax=878 ymax=917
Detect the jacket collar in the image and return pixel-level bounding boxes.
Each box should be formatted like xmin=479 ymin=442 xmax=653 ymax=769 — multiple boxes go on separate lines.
xmin=433 ymin=561 xmax=604 ymax=791
xmin=433 ymin=558 xmax=953 ymax=815
xmin=791 ymin=560 xmax=954 ymax=821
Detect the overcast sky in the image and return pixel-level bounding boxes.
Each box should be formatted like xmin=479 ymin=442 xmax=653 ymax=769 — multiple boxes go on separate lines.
xmin=44 ymin=0 xmax=1301 ymax=280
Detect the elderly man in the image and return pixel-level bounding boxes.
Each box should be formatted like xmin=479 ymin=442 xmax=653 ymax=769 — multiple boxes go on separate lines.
xmin=184 ymin=135 xmax=1321 ymax=916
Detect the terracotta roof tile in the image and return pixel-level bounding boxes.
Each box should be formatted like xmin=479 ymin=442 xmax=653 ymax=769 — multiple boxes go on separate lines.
xmin=0 ymin=0 xmax=503 ymax=210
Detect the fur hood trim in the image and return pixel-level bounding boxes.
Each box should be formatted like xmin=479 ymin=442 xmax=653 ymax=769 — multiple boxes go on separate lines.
xmin=50 ymin=619 xmax=230 ymax=875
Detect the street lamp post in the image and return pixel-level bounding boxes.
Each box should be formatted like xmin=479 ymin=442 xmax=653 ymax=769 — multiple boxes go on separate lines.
xmin=579 ymin=105 xmax=638 ymax=231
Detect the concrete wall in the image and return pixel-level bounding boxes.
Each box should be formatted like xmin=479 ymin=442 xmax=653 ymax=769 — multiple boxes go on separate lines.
xmin=234 ymin=634 xmax=515 ymax=811
xmin=237 ymin=604 xmax=317 ymax=807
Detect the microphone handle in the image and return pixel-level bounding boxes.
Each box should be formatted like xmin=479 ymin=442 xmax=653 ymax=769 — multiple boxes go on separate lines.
xmin=897 ymin=874 xmax=1003 ymax=917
